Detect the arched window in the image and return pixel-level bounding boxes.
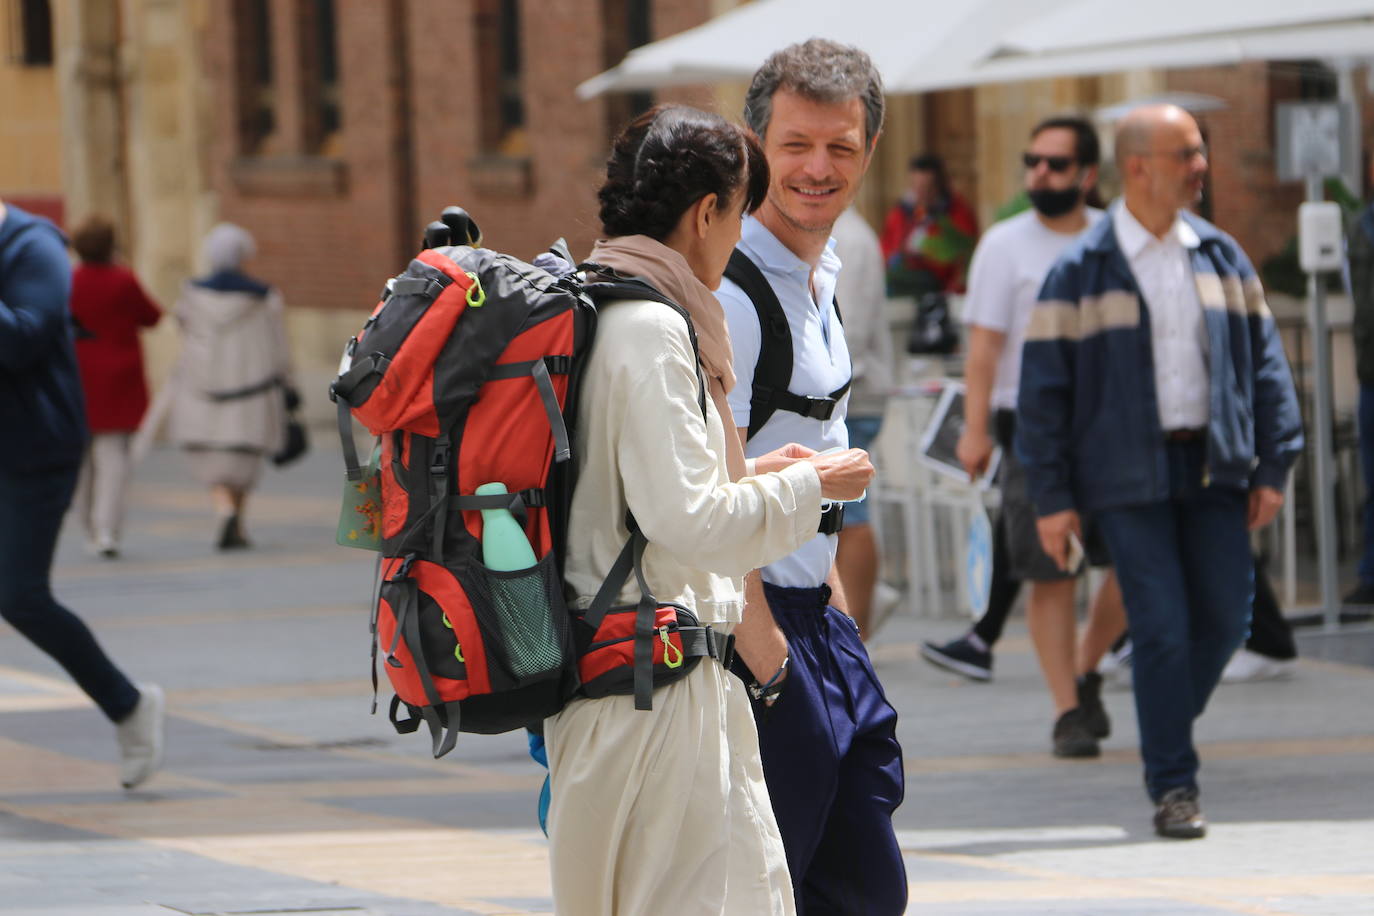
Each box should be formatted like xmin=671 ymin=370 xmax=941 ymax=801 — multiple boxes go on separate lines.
xmin=303 ymin=0 xmax=341 ymax=154
xmin=233 ymin=0 xmax=276 ymax=154
xmin=602 ymin=0 xmax=652 ymax=140
xmin=475 ymin=0 xmax=526 ymax=156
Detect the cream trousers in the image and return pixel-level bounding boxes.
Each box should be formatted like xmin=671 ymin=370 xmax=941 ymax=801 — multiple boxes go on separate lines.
xmin=74 ymin=432 xmax=133 ymax=547
xmin=544 ymin=645 xmax=794 ymax=916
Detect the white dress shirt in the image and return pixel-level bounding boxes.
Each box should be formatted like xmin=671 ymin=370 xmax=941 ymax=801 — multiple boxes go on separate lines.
xmin=717 ymin=215 xmax=851 ymax=589
xmin=1112 ymin=201 xmax=1210 ymax=431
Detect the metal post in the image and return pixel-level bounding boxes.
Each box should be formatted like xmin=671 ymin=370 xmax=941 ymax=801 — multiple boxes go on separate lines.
xmin=1305 ymin=174 xmax=1342 ymax=631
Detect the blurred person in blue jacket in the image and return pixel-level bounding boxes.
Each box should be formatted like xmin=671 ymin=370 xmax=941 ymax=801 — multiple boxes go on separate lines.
xmin=1016 ymin=106 xmax=1303 ymax=840
xmin=0 ymin=201 xmax=164 ymax=789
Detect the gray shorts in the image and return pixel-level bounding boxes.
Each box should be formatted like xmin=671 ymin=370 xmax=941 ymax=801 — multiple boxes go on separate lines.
xmin=997 ymin=433 xmax=1110 ymax=582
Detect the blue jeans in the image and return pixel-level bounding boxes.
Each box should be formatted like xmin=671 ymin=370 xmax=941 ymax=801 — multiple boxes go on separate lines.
xmin=1093 ymin=442 xmax=1252 ymax=802
xmin=1359 ymin=384 xmax=1374 ymax=586
xmin=843 ymin=415 xmax=882 ymax=525
xmin=0 ymin=466 xmax=139 ymax=722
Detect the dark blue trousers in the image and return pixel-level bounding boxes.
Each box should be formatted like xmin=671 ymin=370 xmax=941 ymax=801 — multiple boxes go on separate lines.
xmin=1093 ymin=441 xmax=1253 ymax=802
xmin=0 ymin=466 xmax=139 ymax=722
xmin=733 ymin=583 xmax=907 ymax=916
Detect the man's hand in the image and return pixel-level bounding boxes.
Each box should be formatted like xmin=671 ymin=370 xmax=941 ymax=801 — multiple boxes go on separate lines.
xmin=754 ymin=442 xmax=817 ymax=475
xmin=1248 ymin=486 xmax=1284 ymax=531
xmin=1036 ymin=509 xmax=1082 ymax=572
xmin=957 ymin=427 xmax=995 ymax=482
xmin=806 ymin=448 xmax=875 ymax=501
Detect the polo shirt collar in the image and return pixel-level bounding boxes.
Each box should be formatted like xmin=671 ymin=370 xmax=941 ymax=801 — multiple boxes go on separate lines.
xmin=740 ymin=214 xmax=841 ymax=279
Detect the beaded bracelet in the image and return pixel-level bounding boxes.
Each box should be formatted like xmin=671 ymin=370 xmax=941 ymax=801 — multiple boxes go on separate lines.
xmin=748 ymin=654 xmax=789 ymax=703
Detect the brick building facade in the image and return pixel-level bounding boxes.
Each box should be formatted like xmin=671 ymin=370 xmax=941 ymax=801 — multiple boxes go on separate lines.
xmin=203 ymin=0 xmax=712 ymax=318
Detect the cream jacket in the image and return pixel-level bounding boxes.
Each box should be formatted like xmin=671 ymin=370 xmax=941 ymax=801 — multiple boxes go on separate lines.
xmin=564 ymin=298 xmax=822 ymax=624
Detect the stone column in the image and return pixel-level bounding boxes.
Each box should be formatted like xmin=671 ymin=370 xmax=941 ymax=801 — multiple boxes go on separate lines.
xmin=53 ymin=0 xmax=129 ymax=234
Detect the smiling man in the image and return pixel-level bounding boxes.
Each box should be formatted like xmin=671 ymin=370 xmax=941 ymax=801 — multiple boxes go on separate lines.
xmin=1017 ymin=104 xmax=1304 ymax=839
xmin=717 ymin=39 xmax=906 ymax=915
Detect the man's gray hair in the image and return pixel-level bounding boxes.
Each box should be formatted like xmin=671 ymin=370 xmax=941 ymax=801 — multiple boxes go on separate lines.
xmin=743 ymin=38 xmax=885 ymax=147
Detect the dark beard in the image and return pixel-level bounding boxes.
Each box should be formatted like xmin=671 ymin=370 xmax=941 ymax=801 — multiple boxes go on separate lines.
xmin=1027 ymin=186 xmax=1082 ymax=218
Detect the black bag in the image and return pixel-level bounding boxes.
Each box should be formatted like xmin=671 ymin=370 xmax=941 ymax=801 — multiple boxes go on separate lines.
xmin=272 ymin=416 xmax=309 ymax=466
xmin=906 ymin=291 xmax=959 ymax=355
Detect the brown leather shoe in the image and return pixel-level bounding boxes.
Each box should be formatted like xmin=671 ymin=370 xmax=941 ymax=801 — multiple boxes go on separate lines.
xmin=1153 ymin=787 xmax=1207 ymax=839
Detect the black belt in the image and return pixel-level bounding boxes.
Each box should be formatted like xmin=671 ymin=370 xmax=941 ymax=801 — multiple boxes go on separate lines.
xmin=1164 ymin=427 xmax=1206 ymax=443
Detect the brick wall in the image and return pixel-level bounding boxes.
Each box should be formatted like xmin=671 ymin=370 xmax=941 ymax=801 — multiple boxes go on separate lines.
xmin=205 ymin=0 xmax=712 ymax=317
xmin=1166 ymin=62 xmax=1331 ymax=270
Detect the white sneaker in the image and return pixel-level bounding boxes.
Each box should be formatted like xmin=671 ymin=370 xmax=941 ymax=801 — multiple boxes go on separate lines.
xmin=116 ymin=684 xmax=165 ymax=789
xmin=1221 ymin=648 xmax=1296 ymax=684
xmin=1099 ymin=640 xmax=1134 ymax=689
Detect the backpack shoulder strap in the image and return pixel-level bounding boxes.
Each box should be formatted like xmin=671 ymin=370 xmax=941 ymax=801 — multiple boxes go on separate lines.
xmin=581 ymin=270 xmax=708 ymax=421
xmin=723 ymin=250 xmax=792 ymax=442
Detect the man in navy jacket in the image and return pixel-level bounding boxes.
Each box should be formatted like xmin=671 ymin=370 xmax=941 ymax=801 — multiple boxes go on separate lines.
xmin=1017 ymin=106 xmax=1303 ymax=839
xmin=0 ymin=201 xmax=164 ymax=789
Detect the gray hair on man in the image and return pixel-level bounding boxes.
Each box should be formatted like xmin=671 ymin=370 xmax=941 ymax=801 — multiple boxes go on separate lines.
xmin=743 ymin=38 xmax=886 ymax=147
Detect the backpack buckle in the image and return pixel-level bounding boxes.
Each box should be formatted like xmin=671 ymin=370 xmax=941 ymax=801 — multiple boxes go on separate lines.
xmin=818 ymin=501 xmax=845 ymax=535
xmin=800 ymin=396 xmax=837 ymax=420
xmin=430 ymin=442 xmax=451 ymax=475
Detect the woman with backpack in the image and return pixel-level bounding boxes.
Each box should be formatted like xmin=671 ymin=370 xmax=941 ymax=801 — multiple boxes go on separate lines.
xmin=543 ymin=106 xmax=874 ymax=915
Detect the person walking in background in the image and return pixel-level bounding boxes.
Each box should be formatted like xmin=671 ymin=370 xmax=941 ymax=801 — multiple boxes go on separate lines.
xmin=1221 ymin=552 xmax=1299 ymax=682
xmin=167 ymin=223 xmax=294 ymax=551
xmin=544 ymin=104 xmax=874 ymax=916
xmin=0 ymin=200 xmax=164 ymax=790
xmin=1018 ymin=105 xmax=1304 ymax=838
xmin=1344 ymin=158 xmax=1374 ymax=606
xmin=880 ymin=153 xmax=978 ymax=297
xmin=929 ymin=117 xmax=1126 ymax=759
xmin=69 ymin=215 xmax=162 ymax=559
xmin=721 ymin=39 xmax=907 ymax=915
xmin=832 ymin=205 xmax=895 ymax=639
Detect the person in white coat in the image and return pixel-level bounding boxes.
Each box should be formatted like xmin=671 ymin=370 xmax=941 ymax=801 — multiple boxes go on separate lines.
xmin=167 ymin=223 xmax=294 ymax=549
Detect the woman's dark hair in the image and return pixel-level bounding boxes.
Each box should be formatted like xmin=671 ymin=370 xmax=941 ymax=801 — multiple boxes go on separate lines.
xmin=908 ymin=153 xmax=952 ymax=203
xmin=72 ymin=215 xmax=116 ymax=263
xmin=599 ymin=105 xmax=768 ymax=241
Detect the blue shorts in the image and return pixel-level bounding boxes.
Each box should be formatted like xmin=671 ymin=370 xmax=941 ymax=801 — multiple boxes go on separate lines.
xmin=843 ymin=415 xmax=883 ymax=526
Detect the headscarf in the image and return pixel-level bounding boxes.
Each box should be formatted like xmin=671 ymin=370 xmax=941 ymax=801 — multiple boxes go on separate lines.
xmin=587 ymin=235 xmax=747 ymax=481
xmin=201 ymin=222 xmax=256 ymax=274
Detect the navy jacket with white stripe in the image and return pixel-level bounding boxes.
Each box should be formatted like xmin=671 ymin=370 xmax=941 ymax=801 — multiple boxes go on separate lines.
xmin=1015 ymin=208 xmax=1304 ymax=517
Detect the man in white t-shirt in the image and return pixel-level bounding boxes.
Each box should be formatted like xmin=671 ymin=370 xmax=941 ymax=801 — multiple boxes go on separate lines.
xmin=923 ymin=117 xmax=1126 ymax=759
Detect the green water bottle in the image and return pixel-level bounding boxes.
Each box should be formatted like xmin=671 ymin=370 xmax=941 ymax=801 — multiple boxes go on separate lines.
xmin=475 ymin=482 xmax=537 ymax=570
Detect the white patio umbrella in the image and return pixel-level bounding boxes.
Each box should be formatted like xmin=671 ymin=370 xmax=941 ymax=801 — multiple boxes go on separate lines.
xmin=976 ymin=0 xmax=1374 ymax=82
xmin=576 ymin=0 xmax=1053 ymax=98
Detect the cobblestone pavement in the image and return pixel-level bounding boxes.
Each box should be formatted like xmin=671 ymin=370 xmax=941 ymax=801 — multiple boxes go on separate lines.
xmin=1 ymin=444 xmax=1371 ymax=915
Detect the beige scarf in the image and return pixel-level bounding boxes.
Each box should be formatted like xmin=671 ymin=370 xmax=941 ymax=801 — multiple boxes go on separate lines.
xmin=588 ymin=235 xmax=747 ymax=481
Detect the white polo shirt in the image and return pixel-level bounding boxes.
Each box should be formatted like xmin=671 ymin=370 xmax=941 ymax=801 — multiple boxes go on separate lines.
xmin=1112 ymin=201 xmax=1210 ymax=432
xmin=717 ymin=215 xmax=851 ymax=589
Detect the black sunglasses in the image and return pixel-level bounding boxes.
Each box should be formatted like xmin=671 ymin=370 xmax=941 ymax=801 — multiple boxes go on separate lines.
xmin=1022 ymin=152 xmax=1076 ymax=173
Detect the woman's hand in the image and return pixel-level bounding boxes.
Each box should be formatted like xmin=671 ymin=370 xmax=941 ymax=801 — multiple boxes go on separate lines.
xmin=754 ymin=442 xmax=817 ymax=475
xmin=807 ymin=448 xmax=874 ymax=502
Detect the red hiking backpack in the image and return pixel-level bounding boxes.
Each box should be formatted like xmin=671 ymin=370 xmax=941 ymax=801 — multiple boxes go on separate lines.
xmin=331 ymin=208 xmax=735 ymax=757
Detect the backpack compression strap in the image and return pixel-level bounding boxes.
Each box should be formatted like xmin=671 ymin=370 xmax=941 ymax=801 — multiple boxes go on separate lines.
xmin=722 ymin=249 xmax=851 ymax=442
